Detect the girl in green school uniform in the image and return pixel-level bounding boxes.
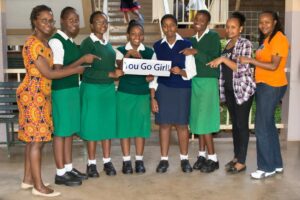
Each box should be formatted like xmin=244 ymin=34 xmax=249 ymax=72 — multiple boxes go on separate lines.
xmin=115 ymin=20 xmax=155 ymax=174
xmin=80 ymin=11 xmax=123 ymax=177
xmin=49 ymin=7 xmax=97 ymax=186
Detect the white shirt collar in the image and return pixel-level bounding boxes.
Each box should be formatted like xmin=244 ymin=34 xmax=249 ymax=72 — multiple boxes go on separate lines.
xmin=89 ymin=33 xmax=108 ymax=45
xmin=57 ymin=30 xmax=74 ymax=42
xmin=125 ymin=42 xmax=145 ymax=51
xmin=161 ymin=33 xmax=183 ymax=48
xmin=193 ymin=28 xmax=210 ymax=42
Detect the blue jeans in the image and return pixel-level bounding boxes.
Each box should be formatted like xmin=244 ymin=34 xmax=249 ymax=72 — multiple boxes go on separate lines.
xmin=255 ymin=83 xmax=287 ymax=172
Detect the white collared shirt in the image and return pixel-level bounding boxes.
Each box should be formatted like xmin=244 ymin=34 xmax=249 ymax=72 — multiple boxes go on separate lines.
xmin=48 ymin=30 xmax=75 ymax=65
xmin=193 ymin=28 xmax=209 ymax=42
xmin=89 ymin=33 xmax=108 ymax=45
xmin=115 ymin=42 xmax=147 ymax=60
xmin=149 ymin=33 xmax=197 ymax=90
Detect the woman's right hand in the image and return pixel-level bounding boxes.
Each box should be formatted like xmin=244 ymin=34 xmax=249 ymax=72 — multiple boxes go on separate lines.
xmin=114 ymin=69 xmax=124 ymax=78
xmin=151 ymin=98 xmax=159 ymax=113
xmin=82 ymin=54 xmax=101 ymax=63
xmin=126 ymin=50 xmax=141 ymax=59
xmin=207 ymin=57 xmax=223 ymax=68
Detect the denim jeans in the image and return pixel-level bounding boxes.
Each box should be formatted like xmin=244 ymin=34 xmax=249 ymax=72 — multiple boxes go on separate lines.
xmin=225 ymin=89 xmax=254 ymax=164
xmin=255 ymin=83 xmax=287 ymax=172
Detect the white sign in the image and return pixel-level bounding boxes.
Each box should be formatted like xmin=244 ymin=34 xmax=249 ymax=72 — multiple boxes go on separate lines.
xmin=123 ymin=58 xmax=171 ymax=77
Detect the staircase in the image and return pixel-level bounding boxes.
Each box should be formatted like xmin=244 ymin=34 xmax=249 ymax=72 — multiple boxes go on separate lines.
xmin=107 ymin=0 xmax=161 ymax=47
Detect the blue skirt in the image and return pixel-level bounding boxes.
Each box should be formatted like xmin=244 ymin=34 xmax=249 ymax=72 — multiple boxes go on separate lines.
xmin=155 ymin=84 xmax=191 ymax=125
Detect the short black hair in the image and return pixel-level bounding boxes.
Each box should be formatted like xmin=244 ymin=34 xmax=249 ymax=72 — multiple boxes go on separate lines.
xmin=30 ymin=5 xmax=52 ymax=30
xmin=127 ymin=19 xmax=144 ymax=34
xmin=89 ymin=11 xmax=107 ymax=24
xmin=196 ymin=10 xmax=211 ymax=22
xmin=161 ymin=14 xmax=177 ymax=26
xmin=60 ymin=6 xmax=76 ymax=19
xmin=230 ymin=11 xmax=246 ymax=27
xmin=259 ymin=11 xmax=284 ymax=45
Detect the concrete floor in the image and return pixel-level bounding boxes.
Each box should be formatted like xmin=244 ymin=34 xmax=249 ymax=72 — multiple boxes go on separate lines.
xmin=0 ymin=139 xmax=300 ymax=200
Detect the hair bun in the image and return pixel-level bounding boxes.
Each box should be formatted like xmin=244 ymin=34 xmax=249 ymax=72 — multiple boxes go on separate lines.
xmin=231 ymin=11 xmax=246 ymax=25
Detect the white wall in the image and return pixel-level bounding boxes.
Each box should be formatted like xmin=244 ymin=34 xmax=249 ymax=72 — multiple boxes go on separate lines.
xmin=282 ymin=0 xmax=300 ymax=141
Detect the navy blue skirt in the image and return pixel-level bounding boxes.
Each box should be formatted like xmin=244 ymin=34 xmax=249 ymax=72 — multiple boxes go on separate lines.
xmin=155 ymin=84 xmax=191 ymax=125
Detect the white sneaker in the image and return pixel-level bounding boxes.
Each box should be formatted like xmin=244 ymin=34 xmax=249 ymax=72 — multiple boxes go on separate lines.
xmin=275 ymin=168 xmax=284 ymax=173
xmin=250 ymin=170 xmax=276 ymax=179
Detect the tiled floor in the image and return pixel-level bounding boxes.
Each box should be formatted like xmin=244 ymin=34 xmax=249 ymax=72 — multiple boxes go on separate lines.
xmin=0 ymin=139 xmax=299 ymax=200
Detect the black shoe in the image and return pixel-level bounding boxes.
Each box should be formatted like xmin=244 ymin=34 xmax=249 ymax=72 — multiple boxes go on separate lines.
xmin=227 ymin=165 xmax=246 ymax=174
xmin=103 ymin=162 xmax=117 ymax=176
xmin=55 ymin=173 xmax=82 ymax=186
xmin=156 ymin=160 xmax=169 ymax=173
xmin=135 ymin=160 xmax=146 ymax=174
xmin=68 ymin=168 xmax=88 ymax=180
xmin=225 ymin=160 xmax=237 ymax=171
xmin=200 ymin=159 xmax=219 ymax=173
xmin=181 ymin=159 xmax=193 ymax=173
xmin=86 ymin=164 xmax=99 ymax=178
xmin=122 ymin=161 xmax=133 ymax=174
xmin=193 ymin=156 xmax=206 ymax=170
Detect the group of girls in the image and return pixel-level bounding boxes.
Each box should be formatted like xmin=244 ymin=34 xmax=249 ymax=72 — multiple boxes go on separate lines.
xmin=17 ymin=4 xmax=289 ymax=197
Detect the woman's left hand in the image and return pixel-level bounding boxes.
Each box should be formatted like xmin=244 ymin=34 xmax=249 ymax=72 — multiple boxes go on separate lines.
xmin=207 ymin=57 xmax=223 ymax=68
xmin=170 ymin=66 xmax=182 ymax=75
xmin=239 ymin=56 xmax=252 ymax=64
xmin=146 ymin=75 xmax=154 ymax=82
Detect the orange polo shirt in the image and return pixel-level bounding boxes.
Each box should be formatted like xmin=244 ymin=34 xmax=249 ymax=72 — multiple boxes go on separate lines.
xmin=255 ymin=31 xmax=289 ymax=86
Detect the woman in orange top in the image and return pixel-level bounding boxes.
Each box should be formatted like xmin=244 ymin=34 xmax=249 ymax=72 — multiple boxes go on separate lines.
xmin=18 ymin=5 xmax=95 ymax=197
xmin=240 ymin=11 xmax=289 ymax=179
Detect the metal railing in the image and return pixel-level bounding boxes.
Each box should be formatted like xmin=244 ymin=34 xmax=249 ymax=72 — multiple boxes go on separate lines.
xmin=172 ymin=0 xmax=228 ymax=26
xmin=3 ymin=68 xmax=284 ymax=131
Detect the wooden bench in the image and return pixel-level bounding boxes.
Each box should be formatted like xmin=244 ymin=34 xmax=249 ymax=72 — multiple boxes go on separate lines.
xmin=0 ymin=82 xmax=20 ymax=157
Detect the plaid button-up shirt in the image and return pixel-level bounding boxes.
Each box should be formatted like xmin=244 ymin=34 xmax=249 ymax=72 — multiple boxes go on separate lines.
xmin=220 ymin=37 xmax=256 ymax=105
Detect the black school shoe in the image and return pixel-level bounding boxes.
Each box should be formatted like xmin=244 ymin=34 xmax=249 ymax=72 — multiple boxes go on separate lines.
xmin=55 ymin=173 xmax=82 ymax=186
xmin=156 ymin=160 xmax=169 ymax=173
xmin=122 ymin=161 xmax=133 ymax=174
xmin=200 ymin=159 xmax=219 ymax=173
xmin=68 ymin=168 xmax=88 ymax=180
xmin=193 ymin=156 xmax=206 ymax=170
xmin=135 ymin=160 xmax=146 ymax=174
xmin=86 ymin=164 xmax=99 ymax=178
xmin=181 ymin=159 xmax=193 ymax=173
xmin=103 ymin=162 xmax=117 ymax=176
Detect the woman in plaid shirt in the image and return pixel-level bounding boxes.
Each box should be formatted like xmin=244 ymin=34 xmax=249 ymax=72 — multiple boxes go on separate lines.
xmin=208 ymin=12 xmax=255 ymax=174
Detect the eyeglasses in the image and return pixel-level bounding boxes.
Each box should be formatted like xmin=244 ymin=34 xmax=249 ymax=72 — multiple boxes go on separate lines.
xmin=94 ymin=20 xmax=108 ymax=26
xmin=39 ymin=18 xmax=56 ymax=26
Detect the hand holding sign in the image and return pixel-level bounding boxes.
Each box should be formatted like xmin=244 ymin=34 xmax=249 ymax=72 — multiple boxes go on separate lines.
xmin=126 ymin=49 xmax=142 ymax=59
xmin=170 ymin=66 xmax=182 ymax=75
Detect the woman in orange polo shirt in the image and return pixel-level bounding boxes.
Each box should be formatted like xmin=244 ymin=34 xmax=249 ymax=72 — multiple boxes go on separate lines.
xmin=240 ymin=11 xmax=289 ymax=179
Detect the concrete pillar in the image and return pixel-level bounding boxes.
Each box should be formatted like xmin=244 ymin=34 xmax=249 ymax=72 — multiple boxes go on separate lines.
xmin=0 ymin=0 xmax=7 ymax=142
xmin=282 ymin=0 xmax=300 ymax=141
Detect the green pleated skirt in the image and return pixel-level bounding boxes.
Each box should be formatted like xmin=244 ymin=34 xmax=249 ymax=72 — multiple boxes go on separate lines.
xmin=116 ymin=91 xmax=151 ymax=138
xmin=52 ymin=87 xmax=80 ymax=137
xmin=80 ymin=82 xmax=116 ymax=141
xmin=190 ymin=78 xmax=220 ymax=135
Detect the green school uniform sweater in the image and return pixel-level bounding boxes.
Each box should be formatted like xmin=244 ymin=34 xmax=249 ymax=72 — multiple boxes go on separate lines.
xmin=51 ymin=33 xmax=82 ymax=90
xmin=117 ymin=46 xmax=154 ymax=95
xmin=80 ymin=37 xmax=116 ymax=84
xmin=190 ymin=31 xmax=221 ymax=78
